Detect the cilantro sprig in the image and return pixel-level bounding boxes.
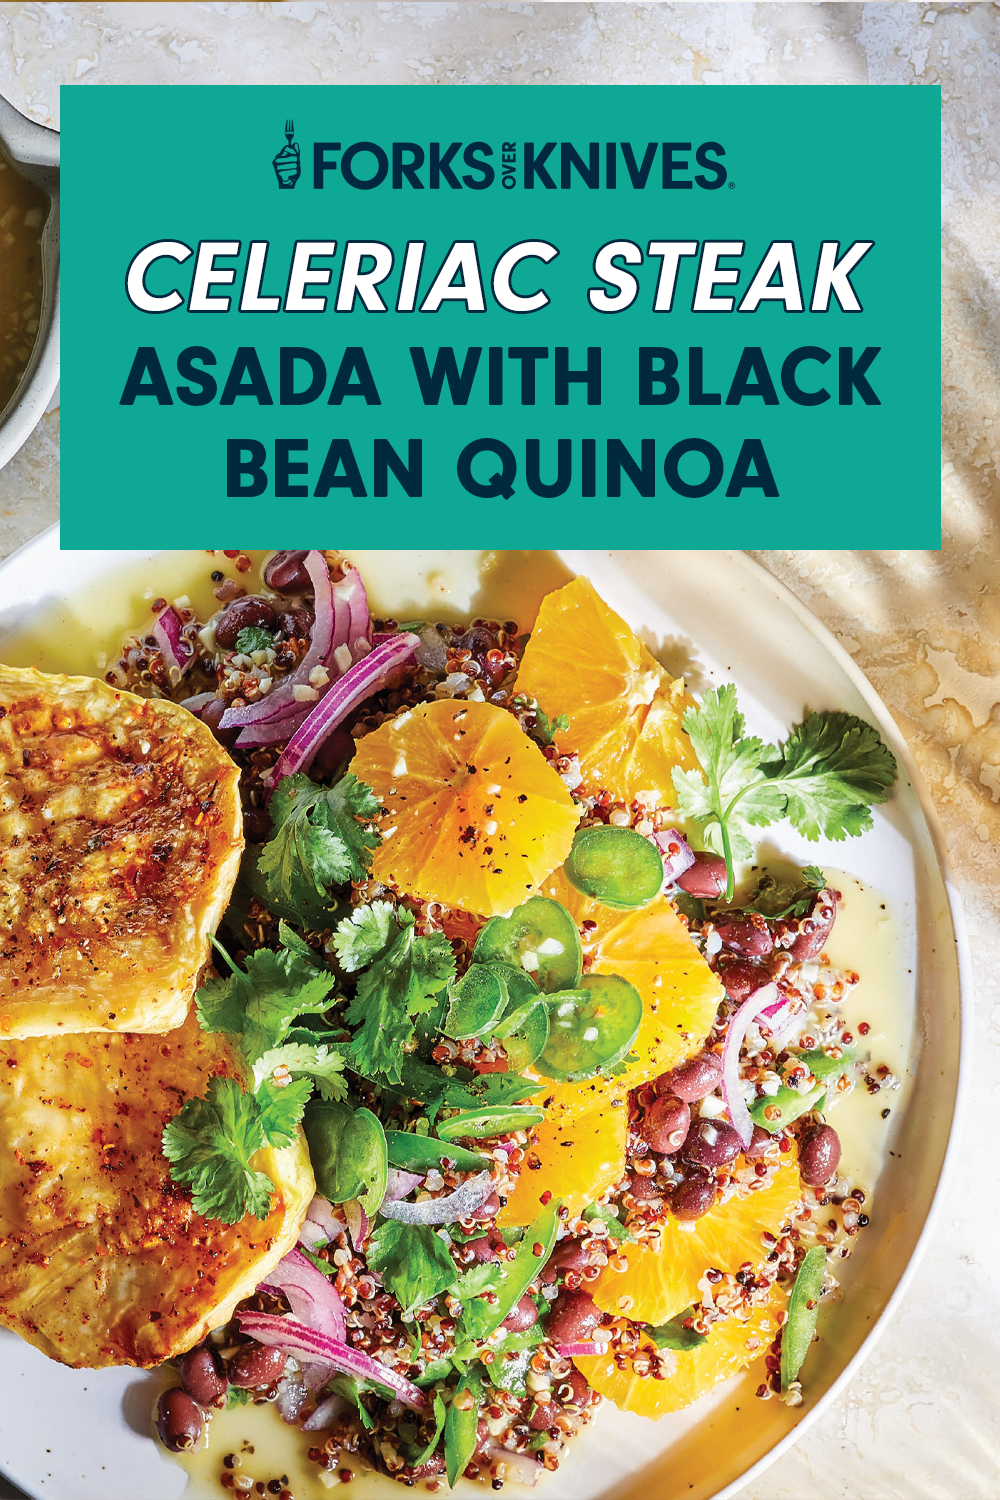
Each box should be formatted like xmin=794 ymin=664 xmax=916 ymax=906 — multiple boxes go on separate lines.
xmin=333 ymin=902 xmax=456 ymax=1085
xmin=259 ymin=772 xmax=382 ymax=918
xmin=672 ymin=686 xmax=897 ymax=901
xmin=163 ymin=927 xmax=344 ymax=1224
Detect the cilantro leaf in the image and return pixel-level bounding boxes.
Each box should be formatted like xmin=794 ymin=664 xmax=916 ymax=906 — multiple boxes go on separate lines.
xmin=366 ymin=1220 xmax=456 ymax=1320
xmin=327 ymin=1373 xmax=397 ymax=1430
xmin=333 ymin=900 xmax=398 ymax=972
xmin=252 ymin=1040 xmax=348 ymax=1102
xmin=645 ymin=1307 xmax=707 ymax=1351
xmin=673 ymin=687 xmax=896 ymax=901
xmin=452 ymin=1261 xmax=504 ymax=1342
xmin=259 ymin=772 xmax=382 ymax=918
xmin=534 ymin=707 xmax=570 ymax=746
xmin=235 ymin=625 xmax=275 ymax=653
xmin=802 ymin=864 xmax=827 ymax=889
xmin=761 ymin=712 xmax=898 ymax=842
xmin=162 ymin=1075 xmax=274 ymax=1224
xmin=336 ymin=905 xmax=456 ymax=1084
xmin=196 ymin=936 xmax=338 ymax=1065
xmin=256 ymin=1075 xmax=313 ymax=1147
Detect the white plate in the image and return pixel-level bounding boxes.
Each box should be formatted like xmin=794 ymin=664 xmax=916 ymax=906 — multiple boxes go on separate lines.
xmin=0 ymin=534 xmax=968 ymax=1500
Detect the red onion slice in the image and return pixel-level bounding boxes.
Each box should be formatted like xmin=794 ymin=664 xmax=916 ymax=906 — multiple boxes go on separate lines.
xmin=303 ymin=1194 xmax=345 ymax=1243
xmin=152 ymin=606 xmax=195 ymax=683
xmin=219 ymin=551 xmax=338 ymax=730
xmin=234 ymin=704 xmax=311 ymax=750
xmin=343 ymin=1198 xmax=369 ymax=1251
xmin=559 ymin=1341 xmax=610 ymax=1357
xmin=654 ymin=829 xmax=697 ymax=884
xmin=269 ymin=633 xmax=419 ymax=787
xmin=259 ymin=1247 xmax=347 ymax=1343
xmin=298 ymin=1218 xmax=330 ymax=1252
xmin=275 ymin=1372 xmax=310 ymax=1424
xmin=237 ymin=1310 xmax=427 ymax=1410
xmin=336 ymin=565 xmax=371 ymax=655
xmin=181 ymin=690 xmax=216 ymax=714
xmin=384 ymin=1169 xmax=424 ymax=1203
xmin=720 ymin=982 xmax=779 ymax=1149
xmin=303 ymin=1393 xmax=348 ymax=1432
xmin=768 ymin=1003 xmax=805 ymax=1052
xmin=379 ymin=1170 xmax=494 ymax=1226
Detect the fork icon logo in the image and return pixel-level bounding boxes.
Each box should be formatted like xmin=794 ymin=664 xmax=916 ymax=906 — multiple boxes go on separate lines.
xmin=273 ymin=118 xmax=301 ymax=189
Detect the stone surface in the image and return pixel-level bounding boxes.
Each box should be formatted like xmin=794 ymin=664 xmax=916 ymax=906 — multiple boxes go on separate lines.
xmin=0 ymin=3 xmax=997 ymax=1498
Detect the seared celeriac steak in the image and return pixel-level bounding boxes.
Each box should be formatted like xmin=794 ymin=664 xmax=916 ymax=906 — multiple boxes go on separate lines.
xmin=0 ymin=1009 xmax=313 ymax=1367
xmin=0 ymin=665 xmax=243 ymax=1037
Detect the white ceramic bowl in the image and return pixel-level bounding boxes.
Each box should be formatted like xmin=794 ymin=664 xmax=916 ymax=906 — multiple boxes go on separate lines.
xmin=0 ymin=537 xmax=968 ymax=1500
xmin=0 ymin=93 xmax=59 ymax=469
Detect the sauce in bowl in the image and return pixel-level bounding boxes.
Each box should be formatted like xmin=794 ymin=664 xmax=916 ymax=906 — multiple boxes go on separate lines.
xmin=0 ymin=151 xmax=47 ymax=414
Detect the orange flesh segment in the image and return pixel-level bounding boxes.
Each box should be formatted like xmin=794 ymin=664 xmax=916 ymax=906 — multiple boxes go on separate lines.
xmin=350 ymin=699 xmax=578 ymax=918
xmin=592 ymin=1158 xmax=802 ymax=1327
xmin=498 ymin=1104 xmax=627 ymax=1229
xmin=533 ymin=870 xmax=724 ymax=1125
xmin=573 ymin=1288 xmax=786 ymax=1418
xmin=514 ymin=575 xmax=699 ymax=805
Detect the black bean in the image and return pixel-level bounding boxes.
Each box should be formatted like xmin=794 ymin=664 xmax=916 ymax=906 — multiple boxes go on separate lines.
xmin=628 ymin=1173 xmax=668 ymax=1202
xmin=214 ymin=596 xmax=278 ymax=649
xmin=462 ymin=1234 xmax=500 ymax=1265
xmin=560 ymin=1368 xmax=592 ymax=1407
xmin=469 ymin=1189 xmax=501 ymax=1222
xmin=785 ymin=888 xmax=838 ymax=961
xmin=671 ymin=1173 xmax=717 ymax=1221
xmin=682 ymin=1117 xmax=742 ymax=1168
xmin=228 ymin=1340 xmax=289 ymax=1389
xmin=798 ymin=1124 xmax=842 ymax=1186
xmin=715 ymin=912 xmax=774 ymax=957
xmin=178 ymin=1344 xmax=228 ymax=1407
xmin=199 ymin=696 xmax=239 ymax=749
xmin=640 ymin=1094 xmax=691 ymax=1153
xmin=742 ymin=1125 xmax=774 ymax=1160
xmin=501 ymin=1294 xmax=539 ymax=1333
xmin=243 ymin=805 xmax=272 ymax=844
xmin=544 ymin=1290 xmax=601 ymax=1344
xmin=155 ymin=1387 xmax=203 ymax=1452
xmin=655 ymin=1053 xmax=722 ymax=1104
xmin=409 ymin=1454 xmax=446 ymax=1480
xmin=264 ymin=550 xmax=314 ymax=595
xmin=279 ymin=608 xmax=315 ymax=640
xmin=540 ymin=1237 xmax=591 ymax=1284
xmin=676 ymin=852 xmax=727 ymax=899
xmin=716 ymin=956 xmax=766 ymax=1004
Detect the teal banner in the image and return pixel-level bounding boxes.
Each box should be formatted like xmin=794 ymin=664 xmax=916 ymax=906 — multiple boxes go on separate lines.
xmin=61 ymin=84 xmax=940 ymax=547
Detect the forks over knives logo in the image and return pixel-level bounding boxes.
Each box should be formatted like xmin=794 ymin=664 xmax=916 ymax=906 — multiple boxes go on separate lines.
xmin=273 ymin=118 xmax=301 ymax=189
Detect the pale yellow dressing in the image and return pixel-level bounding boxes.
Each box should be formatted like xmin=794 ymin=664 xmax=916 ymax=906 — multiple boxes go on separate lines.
xmin=0 ymin=550 xmax=913 ymax=1499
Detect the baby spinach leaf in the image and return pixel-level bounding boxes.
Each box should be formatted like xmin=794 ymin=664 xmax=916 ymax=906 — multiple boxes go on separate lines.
xmin=303 ymin=1100 xmax=388 ymax=1215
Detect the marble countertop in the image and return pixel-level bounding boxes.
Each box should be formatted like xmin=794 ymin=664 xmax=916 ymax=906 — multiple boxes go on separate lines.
xmin=0 ymin=3 xmax=997 ymax=1497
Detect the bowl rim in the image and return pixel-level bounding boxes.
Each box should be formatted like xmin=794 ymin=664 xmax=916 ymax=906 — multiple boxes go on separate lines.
xmin=0 ymin=532 xmax=970 ymax=1500
xmin=707 ymin=550 xmax=970 ymax=1500
xmin=0 ymin=93 xmax=60 ymax=471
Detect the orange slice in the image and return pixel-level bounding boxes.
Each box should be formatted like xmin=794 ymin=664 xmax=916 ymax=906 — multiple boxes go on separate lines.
xmin=573 ymin=1291 xmax=784 ymax=1418
xmin=592 ymin=1158 xmax=801 ymax=1326
xmin=499 ymin=1104 xmax=626 ymax=1229
xmin=533 ymin=870 xmax=723 ymax=1125
xmin=515 ymin=576 xmax=698 ymax=805
xmin=351 ymin=700 xmax=578 ymax=917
